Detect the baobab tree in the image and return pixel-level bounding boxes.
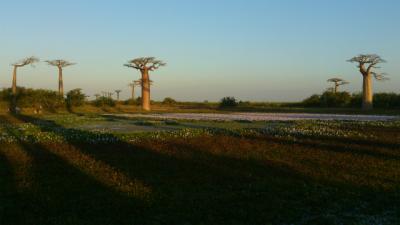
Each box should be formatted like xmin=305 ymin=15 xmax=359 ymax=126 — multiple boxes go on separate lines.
xmin=115 ymin=90 xmax=122 ymax=101
xmin=45 ymin=59 xmax=76 ymax=96
xmin=124 ymin=57 xmax=166 ymax=111
xmin=327 ymin=78 xmax=349 ymax=93
xmin=348 ymin=54 xmax=387 ymax=110
xmin=11 ymin=56 xmax=39 ymax=95
xmin=128 ymin=80 xmax=141 ymax=100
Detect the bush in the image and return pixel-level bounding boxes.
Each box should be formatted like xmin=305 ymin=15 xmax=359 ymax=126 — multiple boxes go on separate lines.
xmin=94 ymin=96 xmax=116 ymax=107
xmin=374 ymin=93 xmax=400 ymax=109
xmin=162 ymin=97 xmax=177 ymax=105
xmin=347 ymin=93 xmax=361 ymax=108
xmin=66 ymin=89 xmax=86 ymax=109
xmin=0 ymin=87 xmax=64 ymax=111
xmin=302 ymin=94 xmax=321 ymax=107
xmin=320 ymin=91 xmax=351 ymax=107
xmin=302 ymin=91 xmax=400 ymax=109
xmin=219 ymin=97 xmax=238 ymax=108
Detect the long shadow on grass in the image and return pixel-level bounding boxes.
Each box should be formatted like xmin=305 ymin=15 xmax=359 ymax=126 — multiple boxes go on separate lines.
xmin=250 ymin=134 xmax=400 ymax=161
xmin=0 ymin=115 xmax=150 ymax=225
xmin=9 ymin=114 xmax=400 ymax=225
xmin=0 ymin=146 xmax=21 ymax=224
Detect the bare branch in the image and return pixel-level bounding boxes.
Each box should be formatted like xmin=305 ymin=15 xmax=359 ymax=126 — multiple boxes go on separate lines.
xmin=372 ymin=72 xmax=389 ymax=81
xmin=46 ymin=59 xmax=76 ymax=68
xmin=12 ymin=56 xmax=39 ymax=67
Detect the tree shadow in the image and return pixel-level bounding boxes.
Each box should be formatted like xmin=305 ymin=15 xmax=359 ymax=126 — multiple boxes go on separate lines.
xmin=0 ymin=115 xmax=150 ymax=225
xmin=4 ymin=114 xmax=400 ymax=224
xmin=0 ymin=146 xmax=21 ymax=224
xmin=248 ymin=134 xmax=400 ymax=161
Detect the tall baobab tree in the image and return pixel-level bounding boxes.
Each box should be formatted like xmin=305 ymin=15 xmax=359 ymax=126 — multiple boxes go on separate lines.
xmin=128 ymin=80 xmax=141 ymax=100
xmin=124 ymin=57 xmax=166 ymax=111
xmin=45 ymin=59 xmax=76 ymax=96
xmin=115 ymin=90 xmax=122 ymax=101
xmin=348 ymin=54 xmax=387 ymax=110
xmin=327 ymin=78 xmax=349 ymax=93
xmin=11 ymin=56 xmax=39 ymax=95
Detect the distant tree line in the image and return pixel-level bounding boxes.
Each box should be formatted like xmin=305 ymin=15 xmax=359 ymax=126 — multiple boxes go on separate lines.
xmin=302 ymin=91 xmax=400 ymax=108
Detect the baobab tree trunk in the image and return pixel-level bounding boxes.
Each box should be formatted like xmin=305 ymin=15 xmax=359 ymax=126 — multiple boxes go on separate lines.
xmin=11 ymin=66 xmax=18 ymax=113
xmin=334 ymin=83 xmax=338 ymax=94
xmin=141 ymin=69 xmax=151 ymax=111
xmin=58 ymin=67 xmax=64 ymax=96
xmin=12 ymin=66 xmax=18 ymax=95
xmin=362 ymin=74 xmax=373 ymax=110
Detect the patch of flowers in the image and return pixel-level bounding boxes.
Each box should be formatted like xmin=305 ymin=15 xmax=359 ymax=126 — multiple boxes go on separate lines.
xmin=1 ymin=117 xmax=398 ymax=144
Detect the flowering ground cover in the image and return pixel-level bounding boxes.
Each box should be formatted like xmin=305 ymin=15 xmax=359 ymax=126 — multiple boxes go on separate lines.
xmin=0 ymin=113 xmax=399 ymax=225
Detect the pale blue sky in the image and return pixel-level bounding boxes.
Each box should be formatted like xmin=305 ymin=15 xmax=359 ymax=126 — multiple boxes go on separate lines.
xmin=0 ymin=0 xmax=399 ymax=101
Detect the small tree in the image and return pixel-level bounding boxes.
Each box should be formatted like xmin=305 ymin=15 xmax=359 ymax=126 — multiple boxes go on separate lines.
xmin=327 ymin=78 xmax=349 ymax=93
xmin=162 ymin=97 xmax=177 ymax=105
xmin=124 ymin=57 xmax=166 ymax=111
xmin=10 ymin=56 xmax=39 ymax=113
xmin=66 ymin=88 xmax=86 ymax=109
xmin=115 ymin=90 xmax=122 ymax=101
xmin=219 ymin=97 xmax=238 ymax=108
xmin=348 ymin=54 xmax=387 ymax=110
xmin=45 ymin=60 xmax=76 ymax=96
xmin=128 ymin=80 xmax=141 ymax=100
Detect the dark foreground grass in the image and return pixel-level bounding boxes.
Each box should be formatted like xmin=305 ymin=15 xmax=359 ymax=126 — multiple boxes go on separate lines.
xmin=0 ymin=114 xmax=399 ymax=225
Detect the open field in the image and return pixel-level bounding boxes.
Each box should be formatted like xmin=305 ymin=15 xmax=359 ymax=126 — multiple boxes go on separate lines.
xmin=109 ymin=112 xmax=399 ymax=122
xmin=0 ymin=113 xmax=399 ymax=225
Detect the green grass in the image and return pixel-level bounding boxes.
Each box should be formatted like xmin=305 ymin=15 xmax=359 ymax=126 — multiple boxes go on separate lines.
xmin=3 ymin=100 xmax=399 ymax=115
xmin=0 ymin=114 xmax=399 ymax=225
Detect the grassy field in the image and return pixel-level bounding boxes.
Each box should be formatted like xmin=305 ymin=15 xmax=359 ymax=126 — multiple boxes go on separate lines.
xmin=0 ymin=113 xmax=399 ymax=225
xmin=2 ymin=100 xmax=399 ymax=115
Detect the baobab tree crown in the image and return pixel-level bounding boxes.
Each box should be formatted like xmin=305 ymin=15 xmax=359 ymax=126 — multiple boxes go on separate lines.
xmin=124 ymin=57 xmax=166 ymax=71
xmin=12 ymin=56 xmax=39 ymax=67
xmin=45 ymin=60 xmax=76 ymax=68
xmin=348 ymin=54 xmax=387 ymax=80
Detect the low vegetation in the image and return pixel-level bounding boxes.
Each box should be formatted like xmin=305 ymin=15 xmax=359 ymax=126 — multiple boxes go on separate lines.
xmin=0 ymin=113 xmax=399 ymax=224
xmin=302 ymin=91 xmax=400 ymax=109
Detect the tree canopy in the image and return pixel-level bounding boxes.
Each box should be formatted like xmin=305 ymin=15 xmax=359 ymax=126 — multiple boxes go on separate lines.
xmin=12 ymin=56 xmax=39 ymax=67
xmin=124 ymin=57 xmax=166 ymax=71
xmin=348 ymin=54 xmax=388 ymax=80
xmin=45 ymin=60 xmax=76 ymax=68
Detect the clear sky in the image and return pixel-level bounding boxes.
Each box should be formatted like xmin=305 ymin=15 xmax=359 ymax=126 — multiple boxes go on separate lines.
xmin=0 ymin=0 xmax=399 ymax=102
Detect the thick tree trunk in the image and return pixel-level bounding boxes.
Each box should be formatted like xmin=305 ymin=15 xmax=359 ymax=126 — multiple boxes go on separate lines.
xmin=362 ymin=74 xmax=373 ymax=110
xmin=141 ymin=69 xmax=151 ymax=111
xmin=12 ymin=66 xmax=17 ymax=95
xmin=58 ymin=67 xmax=64 ymax=96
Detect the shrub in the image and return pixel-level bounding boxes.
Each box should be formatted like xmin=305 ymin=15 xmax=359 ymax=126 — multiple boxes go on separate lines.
xmin=94 ymin=96 xmax=116 ymax=107
xmin=374 ymin=93 xmax=400 ymax=108
xmin=0 ymin=87 xmax=64 ymax=111
xmin=302 ymin=94 xmax=321 ymax=107
xmin=320 ymin=91 xmax=351 ymax=107
xmin=349 ymin=93 xmax=362 ymax=108
xmin=162 ymin=97 xmax=177 ymax=105
xmin=219 ymin=97 xmax=238 ymax=108
xmin=66 ymin=89 xmax=86 ymax=109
